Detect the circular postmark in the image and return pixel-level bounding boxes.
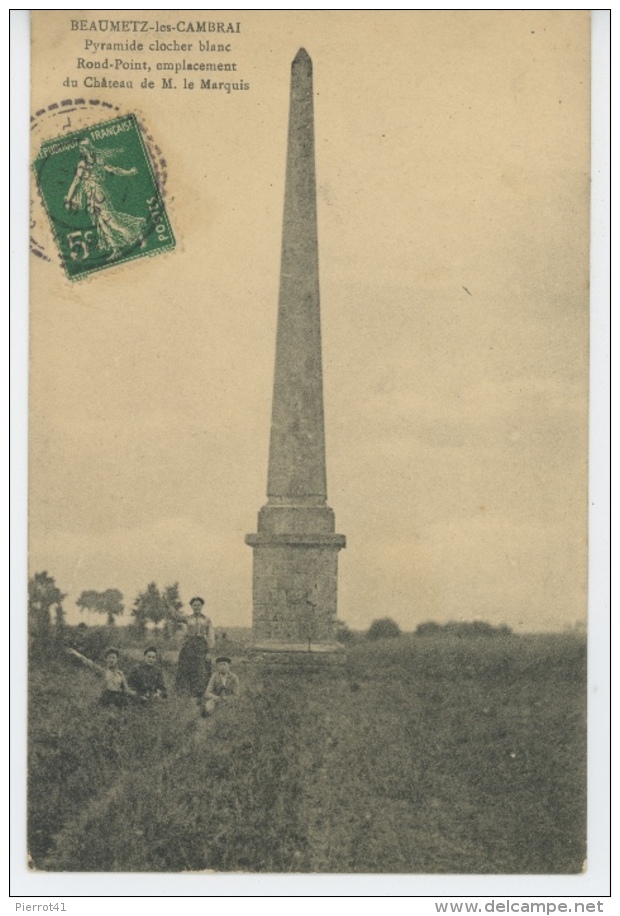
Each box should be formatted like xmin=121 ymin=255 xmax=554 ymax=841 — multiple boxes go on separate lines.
xmin=31 ymin=99 xmax=173 ymax=279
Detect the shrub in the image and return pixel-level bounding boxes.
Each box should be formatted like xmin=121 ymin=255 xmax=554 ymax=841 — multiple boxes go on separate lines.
xmin=416 ymin=621 xmax=514 ymax=638
xmin=65 ymin=625 xmax=114 ymax=661
xmin=444 ymin=621 xmax=514 ymax=638
xmin=415 ymin=621 xmax=443 ymax=637
xmin=336 ymin=621 xmax=357 ymax=644
xmin=366 ymin=618 xmax=401 ymax=640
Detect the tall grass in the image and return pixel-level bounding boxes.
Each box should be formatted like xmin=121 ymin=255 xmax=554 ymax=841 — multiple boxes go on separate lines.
xmin=29 ymin=633 xmax=586 ymax=873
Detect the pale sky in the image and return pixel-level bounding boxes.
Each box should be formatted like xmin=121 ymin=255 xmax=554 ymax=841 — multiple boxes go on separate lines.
xmin=28 ymin=11 xmax=590 ymax=632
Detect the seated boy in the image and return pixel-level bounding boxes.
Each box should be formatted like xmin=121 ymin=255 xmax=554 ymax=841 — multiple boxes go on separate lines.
xmin=128 ymin=646 xmax=168 ymax=699
xmin=67 ymin=646 xmax=139 ymax=707
xmin=201 ymin=655 xmax=240 ymax=717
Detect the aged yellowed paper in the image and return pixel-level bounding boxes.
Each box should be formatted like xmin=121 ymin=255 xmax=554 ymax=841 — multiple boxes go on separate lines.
xmin=27 ymin=10 xmax=590 ymax=875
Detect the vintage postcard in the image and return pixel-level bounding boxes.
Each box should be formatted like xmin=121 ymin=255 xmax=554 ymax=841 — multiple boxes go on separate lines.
xmin=22 ymin=9 xmax=597 ymax=888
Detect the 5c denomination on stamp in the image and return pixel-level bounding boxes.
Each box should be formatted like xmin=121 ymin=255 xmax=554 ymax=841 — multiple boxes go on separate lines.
xmin=32 ymin=113 xmax=174 ymax=280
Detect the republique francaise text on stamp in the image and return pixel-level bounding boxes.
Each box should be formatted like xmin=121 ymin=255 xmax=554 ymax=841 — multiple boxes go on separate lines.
xmin=33 ymin=113 xmax=175 ymax=280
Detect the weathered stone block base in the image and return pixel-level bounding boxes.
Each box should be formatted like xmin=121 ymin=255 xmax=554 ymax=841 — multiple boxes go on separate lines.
xmin=248 ymin=642 xmax=346 ymax=673
xmin=246 ymin=504 xmax=345 ymax=650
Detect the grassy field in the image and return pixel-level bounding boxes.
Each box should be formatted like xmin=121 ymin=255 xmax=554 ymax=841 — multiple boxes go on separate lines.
xmin=28 ymin=632 xmax=586 ymax=873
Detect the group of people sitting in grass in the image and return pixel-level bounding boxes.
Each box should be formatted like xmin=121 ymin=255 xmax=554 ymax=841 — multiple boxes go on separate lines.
xmin=67 ymin=595 xmax=239 ymax=718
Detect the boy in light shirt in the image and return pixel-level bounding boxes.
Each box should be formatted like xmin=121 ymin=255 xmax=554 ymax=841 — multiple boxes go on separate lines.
xmin=67 ymin=646 xmax=140 ymax=707
xmin=200 ymin=656 xmax=240 ymax=717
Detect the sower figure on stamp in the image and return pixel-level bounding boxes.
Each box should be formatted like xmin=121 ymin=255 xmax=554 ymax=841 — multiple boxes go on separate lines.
xmin=175 ymin=596 xmax=215 ymax=698
xmin=67 ymin=646 xmax=140 ymax=708
xmin=201 ymin=656 xmax=240 ymax=717
xmin=64 ymin=138 xmax=147 ymax=260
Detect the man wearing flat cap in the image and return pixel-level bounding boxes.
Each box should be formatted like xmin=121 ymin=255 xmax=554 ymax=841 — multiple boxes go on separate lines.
xmin=201 ymin=655 xmax=240 ymax=717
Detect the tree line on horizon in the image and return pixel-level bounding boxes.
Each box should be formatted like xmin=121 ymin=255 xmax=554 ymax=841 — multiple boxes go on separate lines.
xmin=29 ymin=571 xmax=513 ymax=646
xmin=28 ymin=571 xmax=188 ymax=640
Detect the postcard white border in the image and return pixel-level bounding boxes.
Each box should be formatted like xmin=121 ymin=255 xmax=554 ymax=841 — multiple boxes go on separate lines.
xmin=9 ymin=7 xmax=611 ymax=901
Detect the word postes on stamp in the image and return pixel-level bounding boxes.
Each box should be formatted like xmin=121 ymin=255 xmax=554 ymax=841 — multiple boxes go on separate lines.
xmin=32 ymin=113 xmax=174 ymax=280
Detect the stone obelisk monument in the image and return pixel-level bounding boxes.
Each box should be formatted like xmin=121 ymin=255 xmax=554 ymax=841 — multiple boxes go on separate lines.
xmin=246 ymin=49 xmax=345 ymax=656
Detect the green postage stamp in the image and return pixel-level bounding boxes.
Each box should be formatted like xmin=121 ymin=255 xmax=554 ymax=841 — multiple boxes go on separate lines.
xmin=33 ymin=114 xmax=175 ymax=280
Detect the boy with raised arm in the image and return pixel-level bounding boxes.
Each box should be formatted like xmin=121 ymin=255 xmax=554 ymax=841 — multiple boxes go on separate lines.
xmin=67 ymin=646 xmax=139 ymax=707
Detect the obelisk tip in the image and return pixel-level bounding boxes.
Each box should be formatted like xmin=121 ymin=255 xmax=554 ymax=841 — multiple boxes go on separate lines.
xmin=292 ymin=47 xmax=312 ymax=69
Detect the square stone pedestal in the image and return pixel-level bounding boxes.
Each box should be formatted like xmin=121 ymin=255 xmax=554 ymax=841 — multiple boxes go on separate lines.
xmin=246 ymin=504 xmax=346 ymax=659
